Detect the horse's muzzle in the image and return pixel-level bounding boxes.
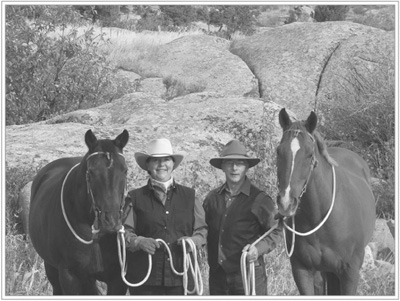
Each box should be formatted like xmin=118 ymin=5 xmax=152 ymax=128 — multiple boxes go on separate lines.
xmin=97 ymin=211 xmax=123 ymax=233
xmin=277 ymin=195 xmax=299 ymax=217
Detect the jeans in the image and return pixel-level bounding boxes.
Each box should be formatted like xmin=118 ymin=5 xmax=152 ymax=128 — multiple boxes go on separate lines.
xmin=209 ymin=264 xmax=268 ymax=295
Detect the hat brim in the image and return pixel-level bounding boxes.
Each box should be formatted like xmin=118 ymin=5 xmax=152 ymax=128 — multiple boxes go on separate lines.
xmin=134 ymin=152 xmax=185 ymax=171
xmin=210 ymin=155 xmax=260 ymax=169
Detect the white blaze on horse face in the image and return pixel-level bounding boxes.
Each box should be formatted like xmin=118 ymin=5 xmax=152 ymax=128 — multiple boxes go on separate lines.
xmin=281 ymin=137 xmax=300 ymax=210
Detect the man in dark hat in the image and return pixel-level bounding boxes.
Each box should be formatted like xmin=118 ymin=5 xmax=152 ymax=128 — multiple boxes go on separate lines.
xmin=203 ymin=139 xmax=281 ymax=295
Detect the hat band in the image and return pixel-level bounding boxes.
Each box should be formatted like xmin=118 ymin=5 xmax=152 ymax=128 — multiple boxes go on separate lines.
xmin=149 ymin=153 xmax=174 ymax=156
xmin=221 ymin=153 xmax=249 ymax=157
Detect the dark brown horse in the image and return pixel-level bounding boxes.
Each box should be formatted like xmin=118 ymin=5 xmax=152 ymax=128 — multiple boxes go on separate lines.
xmin=276 ymin=108 xmax=375 ymax=295
xmin=29 ymin=129 xmax=129 ymax=295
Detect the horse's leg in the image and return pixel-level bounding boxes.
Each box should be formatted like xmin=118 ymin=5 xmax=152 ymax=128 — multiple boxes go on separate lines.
xmin=82 ymin=277 xmax=100 ymax=295
xmin=340 ymin=267 xmax=360 ymax=295
xmin=290 ymin=259 xmax=315 ymax=295
xmin=106 ymin=279 xmax=128 ymax=295
xmin=313 ymin=271 xmax=326 ymax=295
xmin=58 ymin=268 xmax=82 ymax=294
xmin=44 ymin=262 xmax=63 ymax=295
xmin=326 ymin=272 xmax=341 ymax=295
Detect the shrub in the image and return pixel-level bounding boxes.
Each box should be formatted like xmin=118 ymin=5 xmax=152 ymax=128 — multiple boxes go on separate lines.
xmin=314 ymin=5 xmax=350 ymax=22
xmin=162 ymin=75 xmax=206 ymax=100
xmin=5 ymin=6 xmax=135 ymax=125
xmin=318 ymin=61 xmax=395 ymax=218
xmin=352 ymin=6 xmax=395 ymax=31
xmin=5 ymin=166 xmax=37 ymax=236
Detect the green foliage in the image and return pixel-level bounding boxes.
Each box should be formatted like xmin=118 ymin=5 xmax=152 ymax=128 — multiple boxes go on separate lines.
xmin=209 ymin=6 xmax=261 ymax=37
xmin=352 ymin=6 xmax=395 ymax=31
xmin=5 ymin=166 xmax=37 ymax=236
xmin=162 ymin=75 xmax=206 ymax=100
xmin=318 ymin=62 xmax=395 ymax=218
xmin=314 ymin=5 xmax=350 ymax=22
xmin=159 ymin=5 xmax=197 ymax=28
xmin=6 ymin=5 xmax=135 ymax=125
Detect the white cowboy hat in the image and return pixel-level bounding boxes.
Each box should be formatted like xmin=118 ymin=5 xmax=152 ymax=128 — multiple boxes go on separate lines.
xmin=134 ymin=138 xmax=185 ymax=171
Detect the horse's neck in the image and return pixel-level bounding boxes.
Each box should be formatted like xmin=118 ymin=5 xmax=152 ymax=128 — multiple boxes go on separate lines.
xmin=300 ymin=154 xmax=334 ymax=223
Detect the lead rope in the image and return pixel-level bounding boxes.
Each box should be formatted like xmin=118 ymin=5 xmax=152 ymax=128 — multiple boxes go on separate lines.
xmin=240 ymin=223 xmax=279 ymax=295
xmin=117 ymin=229 xmax=203 ymax=295
xmin=283 ymin=165 xmax=337 ymax=257
xmin=61 ymin=163 xmax=95 ymax=245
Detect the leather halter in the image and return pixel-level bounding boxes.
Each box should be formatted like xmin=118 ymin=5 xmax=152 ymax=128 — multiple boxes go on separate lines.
xmin=61 ymin=151 xmax=127 ymax=245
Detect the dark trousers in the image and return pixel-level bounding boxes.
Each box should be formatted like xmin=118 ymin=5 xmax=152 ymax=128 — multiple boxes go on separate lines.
xmin=129 ymin=285 xmax=184 ymax=295
xmin=209 ymin=264 xmax=268 ymax=295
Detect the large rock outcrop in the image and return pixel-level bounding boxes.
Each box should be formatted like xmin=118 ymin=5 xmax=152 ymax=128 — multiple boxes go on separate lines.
xmin=6 ymin=92 xmax=287 ymax=201
xmin=230 ymin=21 xmax=391 ymax=119
xmin=135 ymin=34 xmax=259 ymax=97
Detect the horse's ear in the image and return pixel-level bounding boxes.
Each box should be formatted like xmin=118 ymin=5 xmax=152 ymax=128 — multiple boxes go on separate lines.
xmin=305 ymin=111 xmax=317 ymax=133
xmin=85 ymin=130 xmax=97 ymax=151
xmin=114 ymin=129 xmax=129 ymax=150
xmin=279 ymin=108 xmax=292 ymax=131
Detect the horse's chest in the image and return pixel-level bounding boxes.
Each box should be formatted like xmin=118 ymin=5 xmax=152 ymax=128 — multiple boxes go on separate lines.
xmin=295 ymin=239 xmax=342 ymax=271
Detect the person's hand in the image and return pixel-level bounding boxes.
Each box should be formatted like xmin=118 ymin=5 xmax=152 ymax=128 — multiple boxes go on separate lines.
xmin=243 ymin=244 xmax=258 ymax=263
xmin=177 ymin=236 xmax=193 ymax=252
xmin=136 ymin=237 xmax=160 ymax=255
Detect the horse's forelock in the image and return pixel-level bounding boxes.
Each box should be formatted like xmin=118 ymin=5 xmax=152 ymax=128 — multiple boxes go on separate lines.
xmin=284 ymin=122 xmax=338 ymax=167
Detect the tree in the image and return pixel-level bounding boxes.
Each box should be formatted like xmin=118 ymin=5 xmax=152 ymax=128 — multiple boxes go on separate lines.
xmin=6 ymin=5 xmax=134 ymax=125
xmin=208 ymin=6 xmax=260 ymax=37
xmin=314 ymin=5 xmax=349 ymax=22
xmin=159 ymin=5 xmax=196 ymax=28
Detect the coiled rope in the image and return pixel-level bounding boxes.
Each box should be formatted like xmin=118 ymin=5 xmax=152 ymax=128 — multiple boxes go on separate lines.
xmin=117 ymin=228 xmax=203 ymax=295
xmin=240 ymin=223 xmax=279 ymax=295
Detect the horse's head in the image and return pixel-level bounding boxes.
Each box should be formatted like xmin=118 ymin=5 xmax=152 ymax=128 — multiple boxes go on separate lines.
xmin=84 ymin=129 xmax=129 ymax=233
xmin=276 ymin=109 xmax=318 ymax=217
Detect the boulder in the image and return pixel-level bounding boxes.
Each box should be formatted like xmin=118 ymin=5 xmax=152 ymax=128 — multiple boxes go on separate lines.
xmin=6 ymin=92 xmax=288 ymax=202
xmin=230 ymin=21 xmax=389 ymax=119
xmin=371 ymin=218 xmax=395 ymax=262
xmin=140 ymin=34 xmax=259 ymax=98
xmin=316 ymin=30 xmax=395 ymax=112
xmin=137 ymin=77 xmax=166 ymax=98
xmin=361 ymin=244 xmax=375 ymax=271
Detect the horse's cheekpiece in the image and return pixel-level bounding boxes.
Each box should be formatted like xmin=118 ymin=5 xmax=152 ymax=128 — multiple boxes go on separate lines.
xmin=29 ymin=129 xmax=130 ymax=295
xmin=275 ymin=108 xmax=375 ymax=295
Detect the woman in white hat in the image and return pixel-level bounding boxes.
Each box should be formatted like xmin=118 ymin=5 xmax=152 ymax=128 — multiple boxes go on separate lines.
xmin=123 ymin=138 xmax=207 ymax=295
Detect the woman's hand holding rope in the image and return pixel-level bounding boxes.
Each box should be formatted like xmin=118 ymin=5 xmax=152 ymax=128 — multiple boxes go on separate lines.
xmin=117 ymin=227 xmax=203 ymax=295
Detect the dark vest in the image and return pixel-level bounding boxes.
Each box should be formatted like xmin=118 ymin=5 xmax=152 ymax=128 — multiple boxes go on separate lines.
xmin=126 ymin=182 xmax=195 ymax=286
xmin=204 ymin=184 xmax=263 ymax=273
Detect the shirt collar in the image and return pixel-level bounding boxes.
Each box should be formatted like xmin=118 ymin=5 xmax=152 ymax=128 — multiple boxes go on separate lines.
xmin=148 ymin=177 xmax=176 ymax=192
xmin=217 ymin=177 xmax=251 ymax=196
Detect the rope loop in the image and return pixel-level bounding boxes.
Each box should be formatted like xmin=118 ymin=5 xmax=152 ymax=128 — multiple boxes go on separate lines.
xmin=117 ymin=231 xmax=203 ymax=295
xmin=240 ymin=223 xmax=279 ymax=295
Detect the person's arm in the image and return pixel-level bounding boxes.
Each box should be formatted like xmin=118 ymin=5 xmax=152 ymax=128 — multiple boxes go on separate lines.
xmin=251 ymin=192 xmax=282 ymax=256
xmin=190 ymin=196 xmax=208 ymax=247
xmin=178 ymin=190 xmax=208 ymax=250
xmin=123 ymin=192 xmax=159 ymax=254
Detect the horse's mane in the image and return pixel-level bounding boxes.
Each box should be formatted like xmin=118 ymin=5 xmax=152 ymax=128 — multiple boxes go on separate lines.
xmin=313 ymin=131 xmax=338 ymax=166
xmin=290 ymin=121 xmax=338 ymax=167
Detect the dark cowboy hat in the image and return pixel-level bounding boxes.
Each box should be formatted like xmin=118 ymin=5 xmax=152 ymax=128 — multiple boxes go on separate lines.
xmin=210 ymin=140 xmax=260 ymax=169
